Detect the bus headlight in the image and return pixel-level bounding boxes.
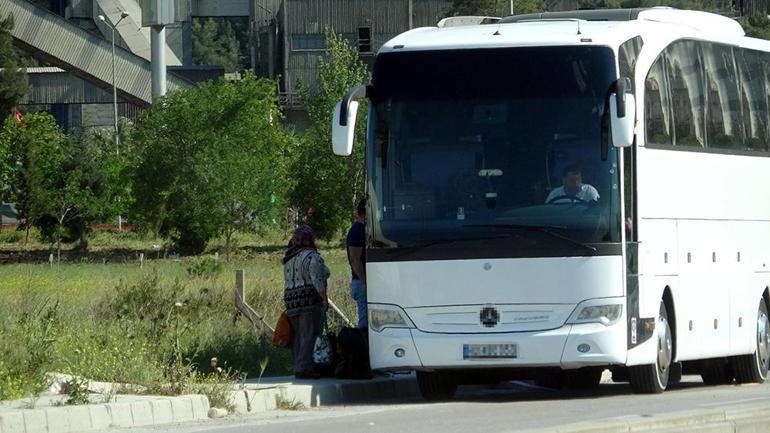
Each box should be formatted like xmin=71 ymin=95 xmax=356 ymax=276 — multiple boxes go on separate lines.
xmin=370 ymin=304 xmax=415 ymax=333
xmin=568 ymin=301 xmax=623 ymax=326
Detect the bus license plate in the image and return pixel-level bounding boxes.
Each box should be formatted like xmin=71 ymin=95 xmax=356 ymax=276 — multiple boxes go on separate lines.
xmin=463 ymin=343 xmax=518 ymax=359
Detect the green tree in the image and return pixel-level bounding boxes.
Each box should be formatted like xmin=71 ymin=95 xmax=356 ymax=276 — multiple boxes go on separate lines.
xmin=447 ymin=0 xmax=545 ymax=16
xmin=130 ymin=73 xmax=289 ymax=257
xmin=0 ymin=14 xmax=27 ymax=122
xmin=290 ymin=28 xmax=370 ymax=239
xmin=739 ymin=14 xmax=770 ymax=40
xmin=0 ymin=117 xmax=15 ymax=226
xmin=192 ymin=18 xmax=242 ymax=72
xmin=1 ymin=113 xmax=116 ymax=257
xmin=0 ymin=115 xmax=31 ymax=231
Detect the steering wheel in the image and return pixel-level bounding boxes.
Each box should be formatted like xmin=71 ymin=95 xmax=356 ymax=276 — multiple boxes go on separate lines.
xmin=547 ymin=195 xmax=589 ymax=205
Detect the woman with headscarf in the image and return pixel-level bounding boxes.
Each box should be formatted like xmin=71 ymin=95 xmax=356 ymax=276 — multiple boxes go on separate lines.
xmin=283 ymin=225 xmax=330 ymax=379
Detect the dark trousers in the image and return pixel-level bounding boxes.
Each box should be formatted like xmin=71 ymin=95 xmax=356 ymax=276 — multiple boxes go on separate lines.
xmin=288 ymin=306 xmax=322 ymax=374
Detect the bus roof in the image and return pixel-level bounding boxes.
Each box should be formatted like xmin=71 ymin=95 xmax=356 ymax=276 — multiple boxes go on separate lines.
xmin=378 ymin=8 xmax=747 ymax=54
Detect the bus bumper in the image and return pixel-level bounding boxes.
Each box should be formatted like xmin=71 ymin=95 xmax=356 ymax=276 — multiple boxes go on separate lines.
xmin=369 ymin=321 xmax=627 ymax=371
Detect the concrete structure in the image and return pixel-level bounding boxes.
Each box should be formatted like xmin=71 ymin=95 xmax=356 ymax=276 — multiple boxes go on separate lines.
xmin=2 ymin=0 xmax=190 ymax=106
xmin=20 ymin=67 xmax=138 ymax=132
xmin=276 ymin=0 xmax=451 ymax=96
xmin=7 ymin=0 xmax=525 ymax=133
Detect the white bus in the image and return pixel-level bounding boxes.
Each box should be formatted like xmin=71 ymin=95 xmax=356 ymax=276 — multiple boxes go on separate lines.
xmin=332 ymin=7 xmax=770 ymax=399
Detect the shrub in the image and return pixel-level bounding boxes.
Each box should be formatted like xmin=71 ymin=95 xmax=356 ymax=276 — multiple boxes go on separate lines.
xmin=0 ymin=300 xmax=59 ymax=400
xmin=187 ymin=257 xmax=223 ymax=279
xmin=52 ymin=323 xmax=165 ymax=387
xmin=0 ymin=228 xmax=23 ymax=243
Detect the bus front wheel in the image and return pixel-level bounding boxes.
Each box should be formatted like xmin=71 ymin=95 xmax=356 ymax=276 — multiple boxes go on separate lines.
xmin=731 ymin=299 xmax=770 ymax=384
xmin=416 ymin=371 xmax=458 ymax=401
xmin=629 ymin=301 xmax=672 ymax=394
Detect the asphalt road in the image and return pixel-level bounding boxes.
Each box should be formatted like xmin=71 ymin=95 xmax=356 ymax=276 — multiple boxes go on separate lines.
xmin=100 ymin=375 xmax=770 ymax=433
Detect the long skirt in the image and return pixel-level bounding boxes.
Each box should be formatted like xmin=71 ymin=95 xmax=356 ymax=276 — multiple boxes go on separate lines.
xmin=288 ymin=306 xmax=322 ymax=374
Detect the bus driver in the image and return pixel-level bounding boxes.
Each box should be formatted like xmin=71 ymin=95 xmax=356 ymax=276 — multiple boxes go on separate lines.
xmin=545 ymin=165 xmax=600 ymax=204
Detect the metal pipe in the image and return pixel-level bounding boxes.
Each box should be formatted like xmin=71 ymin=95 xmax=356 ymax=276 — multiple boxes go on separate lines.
xmin=151 ymin=25 xmax=167 ymax=98
xmin=110 ymin=26 xmax=118 ymax=149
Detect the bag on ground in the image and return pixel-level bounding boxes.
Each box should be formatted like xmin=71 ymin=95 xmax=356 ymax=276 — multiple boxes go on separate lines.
xmin=272 ymin=311 xmax=293 ymax=348
xmin=335 ymin=326 xmax=372 ymax=379
xmin=313 ymin=313 xmax=334 ymax=367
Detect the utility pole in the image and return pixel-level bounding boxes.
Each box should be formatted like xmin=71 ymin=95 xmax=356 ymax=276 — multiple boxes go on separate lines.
xmin=98 ymin=11 xmax=129 ymax=232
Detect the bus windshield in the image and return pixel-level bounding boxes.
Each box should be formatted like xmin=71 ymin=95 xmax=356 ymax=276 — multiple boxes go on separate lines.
xmin=369 ymin=46 xmax=622 ymax=251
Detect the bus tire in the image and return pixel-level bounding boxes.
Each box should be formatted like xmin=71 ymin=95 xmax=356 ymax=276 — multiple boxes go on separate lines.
xmin=417 ymin=371 xmax=458 ymax=401
xmin=629 ymin=301 xmax=672 ymax=394
xmin=731 ymin=299 xmax=770 ymax=384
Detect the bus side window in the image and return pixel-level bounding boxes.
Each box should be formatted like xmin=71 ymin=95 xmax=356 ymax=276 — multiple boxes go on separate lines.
xmin=645 ymin=54 xmax=673 ymax=145
xmin=665 ymin=40 xmax=706 ymax=147
xmin=736 ymin=49 xmax=769 ymax=152
xmin=619 ymin=36 xmax=643 ymax=94
xmin=703 ymin=42 xmax=744 ymax=150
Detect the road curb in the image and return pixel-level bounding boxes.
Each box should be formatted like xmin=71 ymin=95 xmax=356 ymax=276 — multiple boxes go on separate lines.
xmin=0 ymin=395 xmax=209 ymax=433
xmin=229 ymin=375 xmax=419 ymax=414
xmin=516 ymin=401 xmax=770 ymax=433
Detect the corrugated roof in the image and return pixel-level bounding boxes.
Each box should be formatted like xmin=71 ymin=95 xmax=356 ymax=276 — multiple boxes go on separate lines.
xmin=24 ymin=67 xmax=67 ymax=73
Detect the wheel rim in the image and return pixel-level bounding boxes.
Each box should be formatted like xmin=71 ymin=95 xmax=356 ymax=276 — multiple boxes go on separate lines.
xmin=657 ymin=315 xmax=672 ymax=379
xmin=757 ymin=309 xmax=769 ymax=370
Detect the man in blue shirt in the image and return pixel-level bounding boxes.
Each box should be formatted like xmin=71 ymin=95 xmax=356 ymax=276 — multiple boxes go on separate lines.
xmin=346 ymin=199 xmax=367 ymax=328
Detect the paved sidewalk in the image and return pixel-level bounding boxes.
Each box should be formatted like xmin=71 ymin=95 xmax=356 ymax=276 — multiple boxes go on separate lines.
xmin=0 ymin=373 xmax=418 ymax=433
xmin=0 ymin=393 xmax=210 ymax=433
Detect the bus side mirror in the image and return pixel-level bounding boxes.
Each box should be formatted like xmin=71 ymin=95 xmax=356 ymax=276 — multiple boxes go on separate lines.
xmin=610 ymin=93 xmax=635 ymax=148
xmin=332 ymin=85 xmax=368 ymax=156
xmin=332 ymin=100 xmax=358 ymax=156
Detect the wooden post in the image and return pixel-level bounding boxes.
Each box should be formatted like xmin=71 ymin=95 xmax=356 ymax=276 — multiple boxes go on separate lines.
xmin=235 ymin=269 xmax=245 ymax=295
xmin=139 ymin=253 xmax=144 ymax=269
xmin=49 ymin=253 xmax=54 ymax=267
xmin=233 ymin=270 xmax=274 ymax=336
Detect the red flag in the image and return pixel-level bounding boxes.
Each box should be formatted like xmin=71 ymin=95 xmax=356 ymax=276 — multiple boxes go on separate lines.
xmin=13 ymin=107 xmax=22 ymax=123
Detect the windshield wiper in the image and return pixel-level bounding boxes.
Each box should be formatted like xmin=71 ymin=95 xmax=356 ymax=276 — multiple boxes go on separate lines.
xmin=390 ymin=235 xmax=513 ymax=260
xmin=463 ymin=224 xmax=598 ymax=255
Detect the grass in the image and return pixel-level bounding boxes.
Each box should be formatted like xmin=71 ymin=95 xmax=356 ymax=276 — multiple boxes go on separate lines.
xmin=275 ymin=391 xmax=306 ymax=410
xmin=0 ymin=226 xmax=359 ymax=403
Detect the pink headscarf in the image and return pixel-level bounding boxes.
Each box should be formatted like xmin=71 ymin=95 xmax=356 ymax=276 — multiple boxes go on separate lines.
xmin=283 ymin=225 xmax=317 ymax=263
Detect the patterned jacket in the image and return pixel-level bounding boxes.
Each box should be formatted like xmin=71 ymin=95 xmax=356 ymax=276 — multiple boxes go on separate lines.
xmin=283 ymin=249 xmax=330 ymax=316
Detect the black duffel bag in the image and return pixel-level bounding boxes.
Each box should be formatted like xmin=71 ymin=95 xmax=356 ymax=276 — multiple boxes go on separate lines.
xmin=335 ymin=327 xmax=373 ymax=379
